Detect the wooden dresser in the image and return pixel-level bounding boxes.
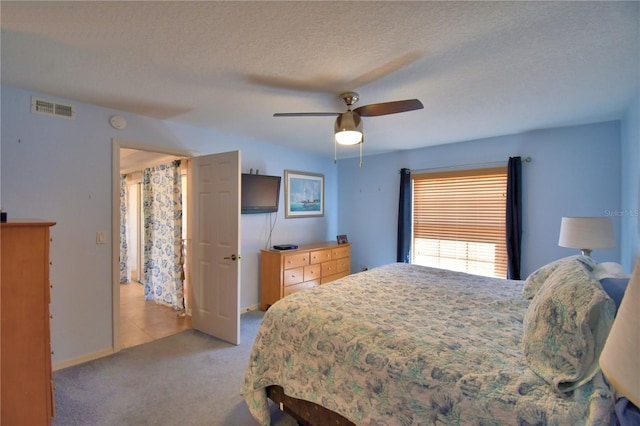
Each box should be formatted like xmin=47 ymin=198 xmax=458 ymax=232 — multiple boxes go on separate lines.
xmin=1 ymin=220 xmax=56 ymax=425
xmin=260 ymin=241 xmax=351 ymax=310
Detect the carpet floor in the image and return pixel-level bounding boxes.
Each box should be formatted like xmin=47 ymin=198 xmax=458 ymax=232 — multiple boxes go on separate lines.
xmin=52 ymin=310 xmax=295 ymax=426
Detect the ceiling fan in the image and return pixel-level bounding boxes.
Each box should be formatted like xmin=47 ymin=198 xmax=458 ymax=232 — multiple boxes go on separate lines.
xmin=274 ymin=92 xmax=423 ymax=166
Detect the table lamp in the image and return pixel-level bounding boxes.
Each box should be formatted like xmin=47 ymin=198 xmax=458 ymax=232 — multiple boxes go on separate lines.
xmin=558 ymin=217 xmax=614 ymax=256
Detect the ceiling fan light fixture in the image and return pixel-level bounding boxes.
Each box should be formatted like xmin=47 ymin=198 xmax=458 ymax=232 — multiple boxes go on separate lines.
xmin=334 ymin=111 xmax=363 ymax=145
xmin=335 ymin=130 xmax=363 ymax=145
xmin=273 ymin=91 xmax=422 ymax=167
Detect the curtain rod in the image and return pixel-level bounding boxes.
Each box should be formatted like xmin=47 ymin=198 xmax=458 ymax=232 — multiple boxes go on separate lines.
xmin=404 ymin=156 xmax=531 ymax=174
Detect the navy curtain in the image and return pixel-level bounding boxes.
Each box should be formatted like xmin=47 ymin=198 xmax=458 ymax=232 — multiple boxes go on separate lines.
xmin=506 ymin=157 xmax=522 ymax=279
xmin=397 ymin=168 xmax=412 ymax=263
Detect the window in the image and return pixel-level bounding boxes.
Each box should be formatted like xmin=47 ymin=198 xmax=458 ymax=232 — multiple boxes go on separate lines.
xmin=412 ymin=167 xmax=508 ymax=278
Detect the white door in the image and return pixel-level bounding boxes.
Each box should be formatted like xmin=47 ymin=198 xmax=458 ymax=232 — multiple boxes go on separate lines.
xmin=190 ymin=150 xmax=241 ymax=345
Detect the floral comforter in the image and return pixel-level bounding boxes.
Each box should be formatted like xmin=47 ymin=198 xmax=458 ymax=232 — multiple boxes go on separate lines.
xmin=240 ymin=263 xmax=613 ymax=425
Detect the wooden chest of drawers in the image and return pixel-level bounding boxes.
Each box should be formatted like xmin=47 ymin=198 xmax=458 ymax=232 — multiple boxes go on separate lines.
xmin=1 ymin=220 xmax=56 ymax=425
xmin=260 ymin=242 xmax=351 ymax=310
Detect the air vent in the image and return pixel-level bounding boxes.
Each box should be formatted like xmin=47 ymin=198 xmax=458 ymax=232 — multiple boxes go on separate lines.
xmin=31 ymin=97 xmax=76 ymax=119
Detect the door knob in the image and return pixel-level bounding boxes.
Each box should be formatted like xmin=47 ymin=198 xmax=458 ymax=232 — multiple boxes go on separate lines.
xmin=223 ymin=254 xmax=241 ymax=261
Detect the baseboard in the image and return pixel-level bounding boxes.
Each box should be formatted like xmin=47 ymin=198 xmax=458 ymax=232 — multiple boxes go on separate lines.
xmin=55 ymin=307 xmax=258 ymax=371
xmin=53 ymin=347 xmax=114 ymax=371
xmin=242 ymin=304 xmax=260 ymax=313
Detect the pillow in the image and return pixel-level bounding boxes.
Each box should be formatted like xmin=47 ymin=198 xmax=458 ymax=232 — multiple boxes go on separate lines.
xmin=523 ymin=259 xmax=615 ymax=394
xmin=599 ymin=277 xmax=629 ymax=314
xmin=613 ymin=397 xmax=640 ymax=426
xmin=592 ymin=262 xmax=627 ymax=280
xmin=522 ymin=255 xmax=596 ymax=300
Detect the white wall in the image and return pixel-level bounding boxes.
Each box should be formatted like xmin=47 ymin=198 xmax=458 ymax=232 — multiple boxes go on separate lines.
xmin=337 ymin=121 xmax=623 ymax=275
xmin=1 ymin=85 xmax=338 ymax=365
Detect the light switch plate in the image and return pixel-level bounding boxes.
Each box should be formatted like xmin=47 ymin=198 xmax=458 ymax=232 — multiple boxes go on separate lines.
xmin=96 ymin=231 xmax=106 ymax=244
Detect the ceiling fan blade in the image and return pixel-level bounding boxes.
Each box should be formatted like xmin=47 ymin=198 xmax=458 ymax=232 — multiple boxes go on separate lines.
xmin=354 ymin=99 xmax=423 ymax=117
xmin=273 ymin=112 xmax=340 ymax=117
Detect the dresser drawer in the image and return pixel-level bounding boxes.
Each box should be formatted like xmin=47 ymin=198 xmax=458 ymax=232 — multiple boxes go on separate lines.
xmin=321 ymin=260 xmax=337 ymax=277
xmin=284 ymin=280 xmax=319 ymax=296
xmin=332 ymin=246 xmax=350 ymax=259
xmin=283 ymin=252 xmax=309 ymax=269
xmin=283 ymin=267 xmax=304 ymax=286
xmin=304 ymin=264 xmax=321 ymax=281
xmin=336 ymin=257 xmax=350 ymax=273
xmin=310 ymin=249 xmax=331 ymax=264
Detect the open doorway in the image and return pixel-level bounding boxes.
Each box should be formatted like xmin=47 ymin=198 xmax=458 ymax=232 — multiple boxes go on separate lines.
xmin=112 ymin=141 xmax=242 ymax=350
xmin=118 ymin=146 xmax=192 ymax=349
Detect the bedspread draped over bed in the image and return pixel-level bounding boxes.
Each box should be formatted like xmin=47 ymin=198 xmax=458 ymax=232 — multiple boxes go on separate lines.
xmin=240 ymin=263 xmax=613 ymax=425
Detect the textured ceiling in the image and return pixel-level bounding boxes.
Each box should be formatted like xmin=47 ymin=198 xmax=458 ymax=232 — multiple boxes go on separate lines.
xmin=1 ymin=1 xmax=639 ymax=158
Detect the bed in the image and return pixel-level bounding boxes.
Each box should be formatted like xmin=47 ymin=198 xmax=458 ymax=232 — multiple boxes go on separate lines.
xmin=241 ymin=258 xmax=619 ymax=425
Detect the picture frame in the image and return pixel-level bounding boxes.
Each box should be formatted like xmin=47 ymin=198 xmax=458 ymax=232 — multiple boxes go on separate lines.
xmin=337 ymin=234 xmax=348 ymax=244
xmin=284 ymin=170 xmax=324 ymax=218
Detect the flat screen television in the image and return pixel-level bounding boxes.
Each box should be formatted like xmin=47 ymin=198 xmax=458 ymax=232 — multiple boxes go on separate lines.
xmin=241 ymin=173 xmax=281 ymax=214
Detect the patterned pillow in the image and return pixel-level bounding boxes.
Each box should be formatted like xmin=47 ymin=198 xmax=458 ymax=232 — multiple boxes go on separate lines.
xmin=522 ymin=255 xmax=596 ymax=300
xmin=523 ymin=259 xmax=615 ymax=394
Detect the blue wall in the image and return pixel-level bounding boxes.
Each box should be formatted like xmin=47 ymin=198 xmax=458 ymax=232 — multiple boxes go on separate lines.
xmin=1 ymin=83 xmax=635 ymax=367
xmin=1 ymin=85 xmax=338 ymax=365
xmin=620 ymin=92 xmax=640 ymax=271
xmin=337 ymin=121 xmax=623 ymax=276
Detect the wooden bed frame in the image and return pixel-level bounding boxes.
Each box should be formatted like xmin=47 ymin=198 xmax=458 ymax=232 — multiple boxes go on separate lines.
xmin=266 ymin=385 xmax=355 ymax=426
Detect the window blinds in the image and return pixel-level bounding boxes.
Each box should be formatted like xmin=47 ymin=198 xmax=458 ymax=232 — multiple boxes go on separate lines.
xmin=412 ymin=167 xmax=508 ymax=278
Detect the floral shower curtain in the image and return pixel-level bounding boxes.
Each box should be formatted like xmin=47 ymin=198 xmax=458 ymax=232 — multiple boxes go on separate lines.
xmin=142 ymin=160 xmax=183 ymax=310
xmin=119 ymin=174 xmax=130 ymax=284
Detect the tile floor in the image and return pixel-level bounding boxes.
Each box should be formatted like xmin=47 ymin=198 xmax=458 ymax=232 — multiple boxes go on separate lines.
xmin=120 ymin=282 xmax=192 ymax=349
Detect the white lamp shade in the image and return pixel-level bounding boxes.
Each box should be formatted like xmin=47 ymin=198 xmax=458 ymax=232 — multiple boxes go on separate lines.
xmin=599 ymin=257 xmax=640 ymax=406
xmin=558 ymin=217 xmax=615 ymax=251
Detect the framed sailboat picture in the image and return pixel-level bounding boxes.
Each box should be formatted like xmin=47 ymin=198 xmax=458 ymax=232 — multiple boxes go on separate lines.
xmin=284 ymin=170 xmax=324 ymax=218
